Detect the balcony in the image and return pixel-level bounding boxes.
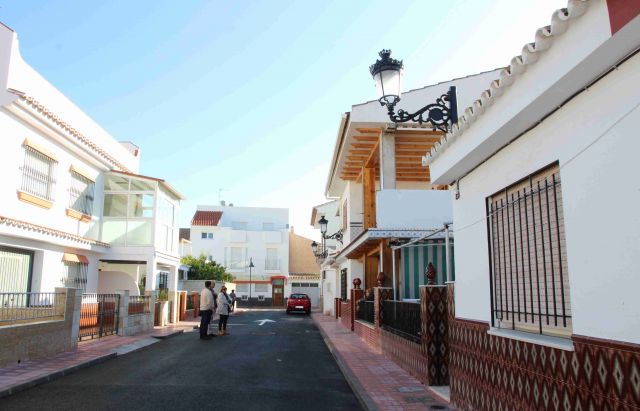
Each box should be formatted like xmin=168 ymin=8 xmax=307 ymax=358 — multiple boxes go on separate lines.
xmin=264 ymin=258 xmax=281 ymax=272
xmin=375 ymin=189 xmax=452 ymax=230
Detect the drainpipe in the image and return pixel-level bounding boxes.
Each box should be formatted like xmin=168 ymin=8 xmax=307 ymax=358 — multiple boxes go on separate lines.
xmin=444 ymin=223 xmax=452 ymax=282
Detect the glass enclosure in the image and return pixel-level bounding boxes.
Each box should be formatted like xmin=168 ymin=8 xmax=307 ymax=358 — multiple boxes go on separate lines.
xmin=101 ymin=174 xmax=179 ymax=251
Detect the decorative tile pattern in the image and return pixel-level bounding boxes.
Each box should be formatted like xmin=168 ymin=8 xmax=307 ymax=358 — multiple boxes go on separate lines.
xmin=446 ymin=283 xmax=640 ymax=411
xmin=421 ymin=286 xmax=449 ymax=385
xmin=380 ymin=328 xmax=430 ymax=385
xmin=350 ymin=289 xmax=364 ymax=331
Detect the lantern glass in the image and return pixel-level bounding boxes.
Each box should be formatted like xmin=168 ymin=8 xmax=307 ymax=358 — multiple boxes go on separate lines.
xmin=318 ymin=216 xmax=328 ymax=235
xmin=374 ymin=67 xmax=403 ymax=105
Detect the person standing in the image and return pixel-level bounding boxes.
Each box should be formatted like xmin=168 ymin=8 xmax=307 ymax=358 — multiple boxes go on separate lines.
xmin=199 ymin=281 xmax=215 ymax=340
xmin=217 ymin=286 xmax=232 ymax=336
xmin=229 ymin=289 xmax=237 ymax=313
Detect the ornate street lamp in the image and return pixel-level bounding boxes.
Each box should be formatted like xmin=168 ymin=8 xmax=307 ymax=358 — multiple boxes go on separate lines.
xmin=369 ymin=49 xmax=458 ymax=132
xmin=248 ymin=258 xmax=255 ymax=306
xmin=311 ymin=216 xmax=343 ymax=259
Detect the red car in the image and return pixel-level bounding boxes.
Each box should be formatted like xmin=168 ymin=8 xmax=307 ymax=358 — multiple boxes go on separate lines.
xmin=286 ymin=293 xmax=311 ymax=315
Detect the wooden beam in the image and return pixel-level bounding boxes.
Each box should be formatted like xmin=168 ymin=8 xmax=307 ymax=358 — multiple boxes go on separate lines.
xmin=347 ymin=156 xmax=368 ymax=161
xmin=395 ymin=144 xmax=436 ymax=150
xmin=363 ymin=167 xmax=376 ymax=230
xmin=352 ymin=143 xmax=376 ymax=149
xmin=349 ymin=150 xmax=371 ymax=155
xmin=395 ymin=136 xmax=442 ymax=143
xmin=356 ymin=127 xmax=382 ymax=134
xmin=364 ymin=142 xmax=380 ymax=168
xmin=391 ymin=129 xmax=444 ymax=136
xmin=353 ymin=135 xmax=379 ymax=142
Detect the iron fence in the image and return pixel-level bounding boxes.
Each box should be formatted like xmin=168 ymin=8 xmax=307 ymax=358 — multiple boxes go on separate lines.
xmin=0 ymin=292 xmax=64 ymax=324
xmin=381 ymin=300 xmax=421 ymax=343
xmin=127 ymin=295 xmax=151 ymax=315
xmin=356 ymin=300 xmax=374 ymax=324
xmin=79 ymin=293 xmax=120 ymax=340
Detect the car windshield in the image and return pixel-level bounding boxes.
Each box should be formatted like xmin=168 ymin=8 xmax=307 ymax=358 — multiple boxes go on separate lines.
xmin=290 ymin=294 xmax=308 ymax=299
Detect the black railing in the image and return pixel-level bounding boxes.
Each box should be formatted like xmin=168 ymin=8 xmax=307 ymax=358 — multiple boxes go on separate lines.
xmin=79 ymin=293 xmax=120 ymax=340
xmin=356 ymin=300 xmax=374 ymax=324
xmin=381 ymin=300 xmax=421 ymax=343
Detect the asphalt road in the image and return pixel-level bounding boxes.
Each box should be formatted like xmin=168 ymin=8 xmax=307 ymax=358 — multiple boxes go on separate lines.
xmin=0 ymin=309 xmax=362 ymax=411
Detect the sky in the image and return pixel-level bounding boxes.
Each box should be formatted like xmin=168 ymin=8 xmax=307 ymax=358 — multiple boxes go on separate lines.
xmin=1 ymin=0 xmax=567 ymax=240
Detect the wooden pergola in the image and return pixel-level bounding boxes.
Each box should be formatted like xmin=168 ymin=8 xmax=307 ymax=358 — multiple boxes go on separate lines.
xmin=338 ymin=127 xmax=444 ymax=183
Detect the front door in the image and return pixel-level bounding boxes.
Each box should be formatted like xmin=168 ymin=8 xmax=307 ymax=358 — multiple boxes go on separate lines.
xmin=272 ymin=279 xmax=284 ymax=306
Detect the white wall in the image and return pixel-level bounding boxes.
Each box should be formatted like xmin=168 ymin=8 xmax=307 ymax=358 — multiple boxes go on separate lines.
xmin=445 ymin=51 xmax=640 ymax=344
xmin=376 ymin=189 xmax=452 ymax=229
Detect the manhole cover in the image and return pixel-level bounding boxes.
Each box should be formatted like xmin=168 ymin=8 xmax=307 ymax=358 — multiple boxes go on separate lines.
xmin=398 ymin=386 xmax=425 ymax=393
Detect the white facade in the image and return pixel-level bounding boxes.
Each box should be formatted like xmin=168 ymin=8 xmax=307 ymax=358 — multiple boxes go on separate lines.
xmin=0 ymin=24 xmax=183 ymax=308
xmin=189 ymin=205 xmax=290 ymax=304
xmin=427 ymin=3 xmax=640 ymax=344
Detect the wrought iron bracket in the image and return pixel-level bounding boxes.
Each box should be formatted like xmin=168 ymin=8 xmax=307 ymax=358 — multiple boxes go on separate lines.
xmin=381 ymin=86 xmax=458 ymax=133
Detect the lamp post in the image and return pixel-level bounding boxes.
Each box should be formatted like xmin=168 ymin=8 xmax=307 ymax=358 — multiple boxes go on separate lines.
xmin=248 ymin=257 xmax=255 ymax=306
xmin=369 ymin=49 xmax=458 ymax=132
xmin=311 ymin=216 xmax=343 ymax=259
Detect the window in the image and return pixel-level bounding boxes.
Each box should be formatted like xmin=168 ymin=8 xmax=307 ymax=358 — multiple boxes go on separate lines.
xmin=157 ymin=271 xmax=169 ymax=290
xmin=265 ymin=248 xmax=278 ymax=270
xmin=0 ymin=247 xmax=33 ymax=293
xmin=487 ymin=162 xmax=571 ymax=338
xmin=340 ymin=269 xmax=347 ymax=301
xmin=201 ymin=232 xmax=213 ymax=239
xmin=241 ymin=295 xmax=248 ymax=301
xmin=21 ymin=146 xmax=57 ymax=201
xmin=262 ymin=222 xmax=274 ymax=231
xmin=237 ymin=284 xmax=248 ymax=292
xmin=69 ymin=171 xmax=95 ymax=216
xmin=255 ymin=283 xmax=268 ymax=292
xmin=232 ymin=221 xmax=247 ymax=230
xmin=227 ymin=247 xmax=245 ymax=269
xmin=61 ymin=262 xmax=88 ymax=291
xmin=257 ymin=295 xmax=265 ymax=301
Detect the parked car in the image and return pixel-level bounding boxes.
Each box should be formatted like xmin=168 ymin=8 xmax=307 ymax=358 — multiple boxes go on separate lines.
xmin=286 ymin=293 xmax=311 ymax=315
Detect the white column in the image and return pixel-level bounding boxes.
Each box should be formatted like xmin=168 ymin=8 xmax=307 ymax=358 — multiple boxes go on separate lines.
xmin=380 ymin=132 xmax=396 ymax=190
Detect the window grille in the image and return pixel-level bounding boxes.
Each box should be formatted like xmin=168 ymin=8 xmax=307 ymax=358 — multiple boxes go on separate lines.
xmin=257 ymin=295 xmax=265 ymax=301
xmin=487 ymin=162 xmax=571 ymax=338
xmin=21 ymin=146 xmax=57 ymax=201
xmin=157 ymin=271 xmax=169 ymax=289
xmin=61 ymin=262 xmax=88 ymax=291
xmin=237 ymin=284 xmax=248 ymax=292
xmin=69 ymin=171 xmax=94 ymax=216
xmin=340 ymin=269 xmax=347 ymax=301
xmin=254 ymin=283 xmax=268 ymax=292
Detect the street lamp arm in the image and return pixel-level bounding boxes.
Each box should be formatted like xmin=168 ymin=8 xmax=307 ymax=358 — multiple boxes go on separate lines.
xmin=382 ymin=87 xmax=458 ymax=133
xmin=324 ymin=230 xmax=343 ymax=244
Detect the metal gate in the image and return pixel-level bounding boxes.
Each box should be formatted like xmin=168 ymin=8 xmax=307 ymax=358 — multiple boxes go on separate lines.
xmin=79 ymin=293 xmax=120 ymax=341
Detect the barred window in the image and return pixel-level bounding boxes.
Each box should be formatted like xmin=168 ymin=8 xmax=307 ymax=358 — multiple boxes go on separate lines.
xmin=21 ymin=146 xmax=57 ymax=201
xmin=340 ymin=269 xmax=347 ymax=301
xmin=69 ymin=171 xmax=95 ymax=216
xmin=61 ymin=262 xmax=88 ymax=291
xmin=254 ymin=283 xmax=268 ymax=292
xmin=157 ymin=271 xmax=169 ymax=289
xmin=487 ymin=162 xmax=571 ymax=338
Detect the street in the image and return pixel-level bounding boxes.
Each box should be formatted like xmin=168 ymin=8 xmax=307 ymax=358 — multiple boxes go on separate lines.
xmin=0 ymin=310 xmax=362 ymax=411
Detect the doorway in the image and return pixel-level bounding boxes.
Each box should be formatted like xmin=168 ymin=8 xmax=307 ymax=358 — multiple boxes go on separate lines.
xmin=271 ymin=278 xmax=284 ymax=306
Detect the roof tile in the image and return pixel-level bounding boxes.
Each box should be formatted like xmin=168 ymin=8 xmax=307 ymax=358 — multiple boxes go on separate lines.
xmin=191 ymin=211 xmax=223 ymax=227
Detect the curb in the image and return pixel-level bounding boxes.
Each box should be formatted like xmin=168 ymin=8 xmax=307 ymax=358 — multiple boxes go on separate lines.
xmin=151 ymin=329 xmax=185 ymax=340
xmin=0 ymin=352 xmax=116 ymax=399
xmin=312 ymin=314 xmax=379 ymax=411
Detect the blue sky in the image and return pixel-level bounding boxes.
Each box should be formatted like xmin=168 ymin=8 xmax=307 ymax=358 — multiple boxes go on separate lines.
xmin=1 ymin=0 xmax=566 ymax=239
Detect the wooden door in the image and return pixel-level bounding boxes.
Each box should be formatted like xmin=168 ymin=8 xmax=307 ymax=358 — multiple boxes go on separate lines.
xmin=272 ymin=279 xmax=284 ymax=306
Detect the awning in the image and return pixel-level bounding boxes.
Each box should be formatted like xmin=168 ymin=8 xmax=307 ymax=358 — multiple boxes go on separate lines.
xmin=62 ymin=253 xmax=89 ymax=264
xmin=338 ymin=228 xmax=446 ymax=260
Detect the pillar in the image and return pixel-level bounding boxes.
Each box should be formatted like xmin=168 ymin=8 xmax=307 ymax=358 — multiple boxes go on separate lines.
xmin=350 ymin=288 xmax=364 ymax=331
xmin=379 ymin=132 xmax=396 ymax=190
xmin=116 ymin=290 xmax=130 ymax=336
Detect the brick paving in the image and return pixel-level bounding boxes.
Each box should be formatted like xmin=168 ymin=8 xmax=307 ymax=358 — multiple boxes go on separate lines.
xmin=0 ymin=320 xmax=198 ymax=398
xmin=313 ymin=313 xmax=455 ymax=411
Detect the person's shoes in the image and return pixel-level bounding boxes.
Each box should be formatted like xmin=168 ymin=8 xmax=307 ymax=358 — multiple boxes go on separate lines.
xmin=218 ymin=330 xmax=224 ymax=336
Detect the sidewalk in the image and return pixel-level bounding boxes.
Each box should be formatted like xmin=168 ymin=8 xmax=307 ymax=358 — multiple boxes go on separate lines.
xmin=0 ymin=320 xmax=198 ymax=399
xmin=312 ymin=313 xmax=455 ymax=411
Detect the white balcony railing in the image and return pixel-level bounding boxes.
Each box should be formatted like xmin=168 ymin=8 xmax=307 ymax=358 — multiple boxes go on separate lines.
xmin=264 ymin=259 xmax=280 ymax=271
xmin=375 ymin=189 xmax=453 ymax=229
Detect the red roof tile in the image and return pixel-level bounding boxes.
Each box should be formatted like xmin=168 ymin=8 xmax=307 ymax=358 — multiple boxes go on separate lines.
xmin=191 ymin=211 xmax=223 ymax=226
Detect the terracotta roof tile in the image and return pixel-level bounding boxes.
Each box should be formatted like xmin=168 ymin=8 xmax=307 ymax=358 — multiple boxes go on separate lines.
xmin=191 ymin=211 xmax=223 ymax=227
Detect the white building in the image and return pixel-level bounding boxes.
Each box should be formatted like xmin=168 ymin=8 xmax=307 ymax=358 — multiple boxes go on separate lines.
xmin=189 ymin=205 xmax=290 ymax=306
xmin=315 ymin=68 xmax=501 ymax=312
xmin=425 ymin=1 xmax=640 ymax=409
xmin=0 ymin=24 xmax=183 ymax=307
xmin=310 ymin=200 xmax=341 ymax=315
